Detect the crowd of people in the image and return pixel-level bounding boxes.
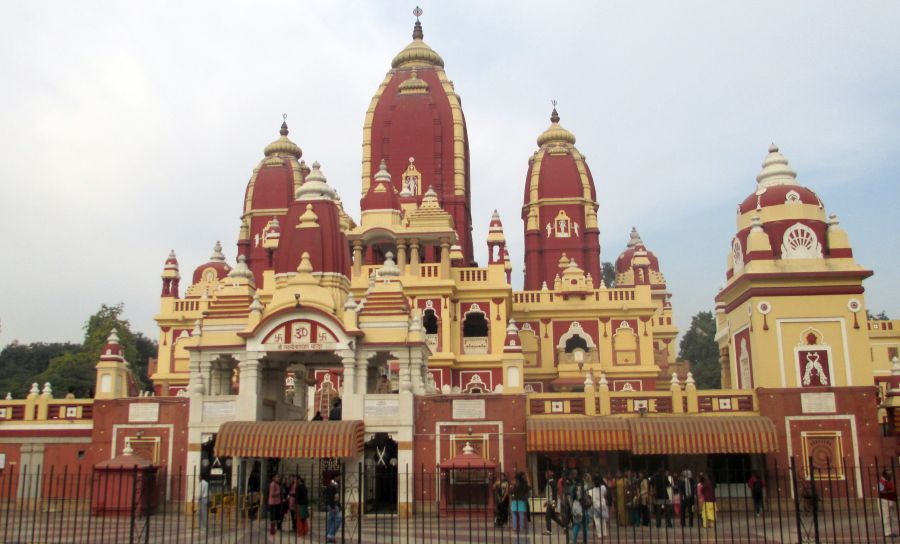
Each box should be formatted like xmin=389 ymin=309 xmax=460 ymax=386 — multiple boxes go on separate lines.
xmin=491 ymin=467 xmax=766 ymax=541
xmin=265 ymin=473 xmax=315 ymax=539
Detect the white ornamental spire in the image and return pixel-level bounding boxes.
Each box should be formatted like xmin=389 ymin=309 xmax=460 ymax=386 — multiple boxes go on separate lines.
xmin=756 ymin=143 xmax=797 ymax=189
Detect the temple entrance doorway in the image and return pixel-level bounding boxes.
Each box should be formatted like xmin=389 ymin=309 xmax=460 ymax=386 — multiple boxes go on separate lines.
xmin=363 ymin=433 xmax=398 ymax=514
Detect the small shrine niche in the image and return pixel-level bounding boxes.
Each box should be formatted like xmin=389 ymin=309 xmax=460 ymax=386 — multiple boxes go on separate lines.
xmin=400 ymin=157 xmax=422 ymax=197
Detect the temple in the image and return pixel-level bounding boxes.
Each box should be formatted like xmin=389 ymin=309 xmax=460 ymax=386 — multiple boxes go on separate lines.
xmin=1 ymin=10 xmax=898 ymax=517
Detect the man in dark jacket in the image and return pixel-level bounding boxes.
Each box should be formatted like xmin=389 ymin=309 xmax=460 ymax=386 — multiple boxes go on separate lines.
xmin=675 ymin=469 xmax=696 ymax=527
xmin=652 ymin=470 xmax=673 ymax=528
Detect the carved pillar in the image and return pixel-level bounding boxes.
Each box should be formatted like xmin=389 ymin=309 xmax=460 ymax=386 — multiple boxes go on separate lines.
xmin=394 ymin=352 xmax=412 ymax=393
xmin=409 ymin=239 xmax=420 ymax=276
xmin=439 ymin=238 xmax=451 ymax=279
xmin=236 ymin=353 xmax=263 ymax=419
xmin=352 ymin=241 xmax=363 ymax=276
xmin=198 ymin=358 xmax=212 ymax=397
xmin=397 ymin=241 xmax=408 ymax=274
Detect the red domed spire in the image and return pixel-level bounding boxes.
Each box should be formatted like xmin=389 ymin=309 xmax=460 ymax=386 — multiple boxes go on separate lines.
xmin=274 ymin=162 xmax=351 ymax=278
xmin=361 ymin=159 xmax=402 ymax=212
xmin=365 ymin=12 xmax=473 ymax=262
xmin=522 ymin=105 xmax=600 ymax=290
xmin=192 ymin=241 xmax=232 ymax=284
xmin=161 ymin=250 xmax=180 ymax=297
xmin=614 ymin=227 xmax=666 ymax=288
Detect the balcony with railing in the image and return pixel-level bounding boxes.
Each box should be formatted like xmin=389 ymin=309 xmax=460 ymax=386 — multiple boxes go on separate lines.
xmin=462 ymin=336 xmax=489 ymax=355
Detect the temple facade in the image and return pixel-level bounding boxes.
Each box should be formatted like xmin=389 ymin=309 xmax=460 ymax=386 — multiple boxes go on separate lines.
xmin=0 ymin=12 xmax=898 ymax=515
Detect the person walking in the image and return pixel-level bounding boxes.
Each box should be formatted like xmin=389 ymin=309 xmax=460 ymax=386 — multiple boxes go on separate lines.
xmin=325 ymin=478 xmax=342 ymax=543
xmin=676 ymin=469 xmax=696 ymax=528
xmin=616 ymin=471 xmax=628 ymax=527
xmin=589 ymin=475 xmax=609 ymax=539
xmin=569 ymin=476 xmax=589 ymax=544
xmin=638 ymin=472 xmax=651 ymax=526
xmin=700 ymin=474 xmax=716 ymax=529
xmin=510 ymin=471 xmax=531 ymax=543
xmin=879 ymin=469 xmax=897 ymax=537
xmin=747 ymin=470 xmax=765 ymax=517
xmin=296 ymin=477 xmax=310 ymax=536
xmin=544 ymin=469 xmax=567 ymax=535
xmin=197 ymin=475 xmax=209 ymax=531
xmin=287 ymin=475 xmax=298 ymax=533
xmin=494 ymin=472 xmax=511 ymax=527
xmin=652 ymin=470 xmax=673 ymax=529
xmin=267 ymin=474 xmax=282 ymax=536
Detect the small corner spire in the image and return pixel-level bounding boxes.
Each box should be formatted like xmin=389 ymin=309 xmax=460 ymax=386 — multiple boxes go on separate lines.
xmin=412 ymin=6 xmax=424 ymax=40
xmin=280 ymin=113 xmax=289 ymax=136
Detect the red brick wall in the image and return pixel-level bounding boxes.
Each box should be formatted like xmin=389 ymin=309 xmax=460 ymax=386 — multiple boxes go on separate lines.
xmin=413 ymin=395 xmax=527 ymax=473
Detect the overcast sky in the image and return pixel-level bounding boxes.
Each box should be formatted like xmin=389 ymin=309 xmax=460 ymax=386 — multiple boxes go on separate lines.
xmin=1 ymin=1 xmax=898 ymax=347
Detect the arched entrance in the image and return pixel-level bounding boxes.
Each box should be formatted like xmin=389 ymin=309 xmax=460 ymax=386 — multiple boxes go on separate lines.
xmin=364 ymin=433 xmax=398 ymax=514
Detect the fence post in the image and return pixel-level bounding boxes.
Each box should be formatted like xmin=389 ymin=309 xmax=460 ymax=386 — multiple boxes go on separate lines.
xmin=789 ymin=457 xmax=803 ymax=544
xmin=808 ymin=456 xmax=820 ymax=544
xmin=358 ymin=461 xmax=363 ymax=544
xmin=129 ymin=465 xmax=138 ymax=544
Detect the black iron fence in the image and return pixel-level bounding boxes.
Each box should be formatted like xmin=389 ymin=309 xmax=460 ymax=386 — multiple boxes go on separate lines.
xmin=2 ymin=458 xmax=900 ymax=543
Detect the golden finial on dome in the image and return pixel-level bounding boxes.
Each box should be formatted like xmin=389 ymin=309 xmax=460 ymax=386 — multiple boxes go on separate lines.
xmin=392 ymin=6 xmax=444 ymax=69
xmin=264 ymin=115 xmax=302 ymax=158
xmin=413 ymin=6 xmax=424 ymax=39
xmin=537 ymin=101 xmax=576 ymax=147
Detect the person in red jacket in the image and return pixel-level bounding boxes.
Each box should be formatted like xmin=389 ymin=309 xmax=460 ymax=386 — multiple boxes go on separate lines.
xmin=879 ymin=469 xmax=897 ymax=537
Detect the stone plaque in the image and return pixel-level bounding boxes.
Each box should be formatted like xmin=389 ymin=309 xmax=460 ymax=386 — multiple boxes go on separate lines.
xmin=801 ymin=392 xmax=836 ymax=414
xmin=128 ymin=403 xmax=159 ymax=423
xmin=364 ymin=398 xmax=399 ymax=418
xmin=203 ymin=401 xmax=236 ymax=420
xmin=452 ymin=399 xmax=485 ymax=420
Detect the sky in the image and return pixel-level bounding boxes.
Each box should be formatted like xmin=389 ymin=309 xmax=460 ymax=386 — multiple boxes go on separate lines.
xmin=1 ymin=1 xmax=898 ymax=347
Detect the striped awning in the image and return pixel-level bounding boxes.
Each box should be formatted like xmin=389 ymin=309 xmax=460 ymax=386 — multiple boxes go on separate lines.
xmin=527 ymin=417 xmax=632 ymax=452
xmin=630 ymin=416 xmax=777 ymax=455
xmin=214 ymin=420 xmax=364 ymax=459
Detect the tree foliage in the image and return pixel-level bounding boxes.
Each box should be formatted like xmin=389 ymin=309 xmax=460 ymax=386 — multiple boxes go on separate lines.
xmin=868 ymin=309 xmax=890 ymax=320
xmin=601 ymin=261 xmax=617 ymax=288
xmin=678 ymin=311 xmax=721 ymax=389
xmin=0 ymin=304 xmax=157 ymax=398
xmin=0 ymin=342 xmax=80 ymax=398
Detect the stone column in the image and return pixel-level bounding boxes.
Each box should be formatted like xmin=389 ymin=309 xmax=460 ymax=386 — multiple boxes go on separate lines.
xmin=396 ymin=241 xmax=407 ymax=274
xmin=439 ymin=238 xmax=451 ymax=279
xmin=352 ymin=241 xmax=363 ymax=277
xmin=409 ymin=239 xmax=420 ymax=276
xmin=236 ymin=353 xmax=263 ymax=419
xmin=341 ymin=350 xmax=363 ymax=420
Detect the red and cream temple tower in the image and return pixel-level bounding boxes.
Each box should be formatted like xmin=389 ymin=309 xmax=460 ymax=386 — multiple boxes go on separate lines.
xmin=0 ymin=10 xmax=898 ymax=512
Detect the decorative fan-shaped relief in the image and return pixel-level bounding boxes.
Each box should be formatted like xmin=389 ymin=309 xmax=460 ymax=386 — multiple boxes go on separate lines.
xmin=732 ymin=238 xmax=744 ymax=272
xmin=785 ymin=190 xmax=801 ymax=204
xmin=781 ymin=223 xmax=822 ymax=259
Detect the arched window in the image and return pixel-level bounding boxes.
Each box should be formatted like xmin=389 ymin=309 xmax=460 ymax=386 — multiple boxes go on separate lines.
xmin=463 ymin=311 xmax=488 ymax=338
xmin=781 ymin=223 xmax=822 ymax=259
xmin=423 ymin=309 xmax=439 ymax=335
xmin=462 ymin=307 xmax=489 ymax=354
xmin=564 ymin=335 xmax=589 ymax=353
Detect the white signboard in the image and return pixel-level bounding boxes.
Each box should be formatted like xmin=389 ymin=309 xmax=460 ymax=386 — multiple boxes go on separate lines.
xmin=364 ymin=398 xmax=400 ymax=418
xmin=801 ymin=392 xmax=836 ymax=414
xmin=203 ymin=401 xmax=236 ymax=421
xmin=268 ymin=342 xmax=338 ymax=352
xmin=128 ymin=403 xmax=159 ymax=423
xmin=452 ymin=399 xmax=486 ymax=420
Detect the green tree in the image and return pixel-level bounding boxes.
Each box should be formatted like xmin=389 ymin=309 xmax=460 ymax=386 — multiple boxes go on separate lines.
xmin=38 ymin=304 xmax=156 ymax=396
xmin=678 ymin=311 xmax=720 ymax=389
xmin=0 ymin=341 xmax=81 ymax=398
xmin=867 ymin=309 xmax=890 ymax=320
xmin=601 ymin=261 xmax=617 ymax=288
